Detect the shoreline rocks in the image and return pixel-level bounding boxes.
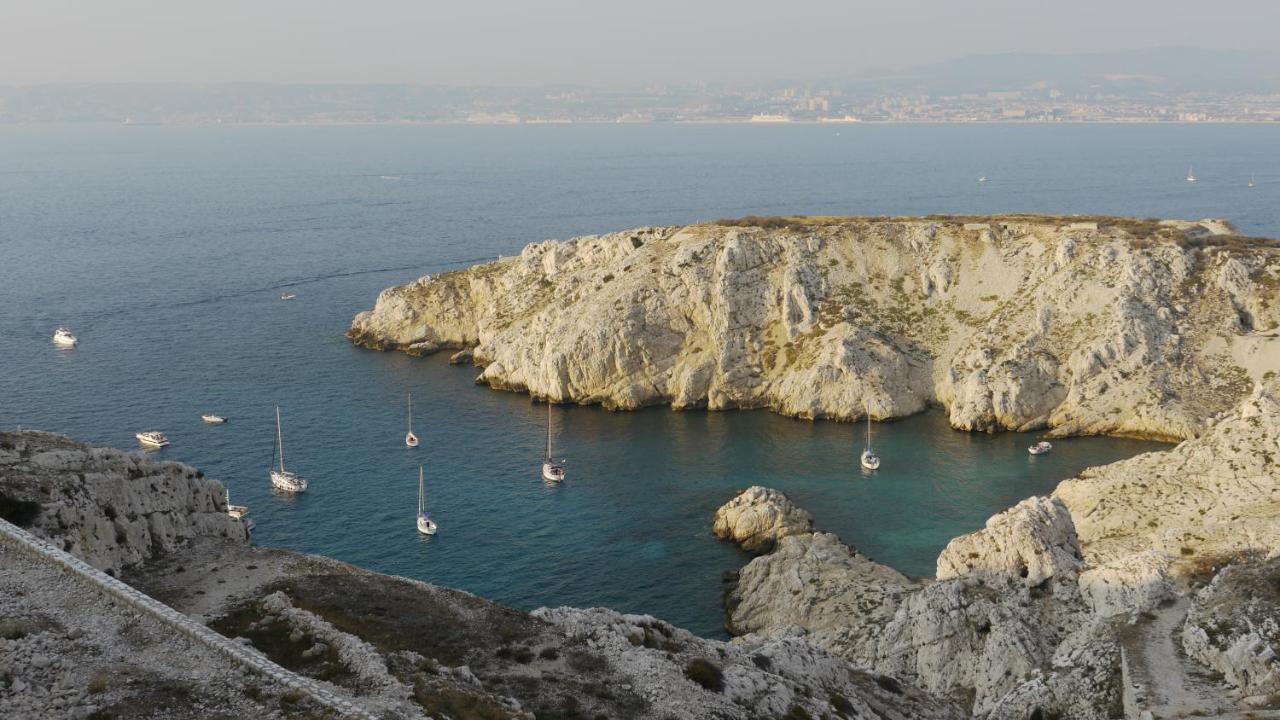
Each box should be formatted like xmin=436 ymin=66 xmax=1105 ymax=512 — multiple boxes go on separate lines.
xmin=349 ymin=214 xmax=1280 ymax=441
xmin=711 ymin=486 xmax=813 ymax=552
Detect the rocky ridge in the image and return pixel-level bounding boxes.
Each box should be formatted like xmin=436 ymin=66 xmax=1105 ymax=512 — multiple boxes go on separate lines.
xmin=349 ymin=215 xmax=1280 ymax=441
xmin=713 ymin=379 xmax=1280 ymax=718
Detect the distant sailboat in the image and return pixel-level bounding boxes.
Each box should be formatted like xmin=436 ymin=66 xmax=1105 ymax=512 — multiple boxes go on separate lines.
xmin=859 ymin=409 xmax=881 ymax=471
xmin=1248 ymin=175 xmax=1256 ymax=188
xmin=270 ymin=406 xmax=308 ymax=493
xmin=541 ymin=403 xmax=566 ymax=482
xmin=416 ymin=466 xmax=437 ymax=535
xmin=405 ymin=393 xmax=419 ymax=448
xmin=1187 ymin=165 xmax=1197 ymax=183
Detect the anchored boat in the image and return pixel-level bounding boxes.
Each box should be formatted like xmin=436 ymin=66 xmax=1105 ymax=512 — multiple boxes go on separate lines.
xmin=859 ymin=410 xmax=881 ymax=471
xmin=541 ymin=403 xmax=566 ymax=483
xmin=52 ymin=327 xmax=78 ymax=347
xmin=269 ymin=406 xmax=308 ymax=493
xmin=1028 ymin=440 xmax=1053 ymax=456
xmin=416 ymin=466 xmax=437 ymax=535
xmin=405 ymin=392 xmax=419 ymax=448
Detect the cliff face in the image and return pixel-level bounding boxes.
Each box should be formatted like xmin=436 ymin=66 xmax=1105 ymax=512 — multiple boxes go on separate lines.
xmin=350 ymin=215 xmax=1280 ymax=440
xmin=0 ymin=431 xmax=248 ymax=574
xmin=714 ymin=380 xmax=1280 ymax=718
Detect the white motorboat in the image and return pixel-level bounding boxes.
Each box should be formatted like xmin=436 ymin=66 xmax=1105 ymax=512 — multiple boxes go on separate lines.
xmin=270 ymin=406 xmax=308 ymax=493
xmin=1028 ymin=440 xmax=1053 ymax=455
xmin=202 ymin=413 xmax=227 ymax=424
xmin=416 ymin=466 xmax=437 ymax=535
xmin=405 ymin=392 xmax=419 ymax=448
xmin=136 ymin=431 xmax=169 ymax=448
xmin=280 ymin=293 xmax=296 ymax=301
xmin=52 ymin=327 xmax=78 ymax=347
xmin=225 ymin=490 xmax=250 ymax=520
xmin=977 ymin=176 xmax=987 ymax=183
xmin=541 ymin=403 xmax=566 ymax=483
xmin=1187 ymin=165 xmax=1197 ymax=183
xmin=859 ymin=410 xmax=881 ymax=470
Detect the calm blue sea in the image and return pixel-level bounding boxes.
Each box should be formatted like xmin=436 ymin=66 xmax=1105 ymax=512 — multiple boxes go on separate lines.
xmin=2 ymin=123 xmax=1276 ymax=636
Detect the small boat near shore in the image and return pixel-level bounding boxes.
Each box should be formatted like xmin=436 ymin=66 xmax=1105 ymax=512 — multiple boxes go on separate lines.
xmin=136 ymin=431 xmax=169 ymax=448
xmin=1028 ymin=440 xmax=1053 ymax=455
xmin=52 ymin=328 xmax=78 ymax=347
xmin=202 ymin=413 xmax=227 ymax=424
xmin=225 ymin=490 xmax=250 ymax=520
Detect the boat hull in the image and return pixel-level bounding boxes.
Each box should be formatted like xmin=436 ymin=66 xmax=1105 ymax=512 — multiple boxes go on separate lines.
xmin=405 ymin=432 xmax=419 ymax=448
xmin=135 ymin=433 xmax=169 ymax=448
xmin=270 ymin=470 xmax=308 ymax=493
xmin=860 ymin=451 xmax=880 ymax=471
xmin=202 ymin=415 xmax=227 ymax=424
xmin=541 ymin=462 xmax=565 ymax=482
xmin=417 ymin=515 xmax=437 ymax=535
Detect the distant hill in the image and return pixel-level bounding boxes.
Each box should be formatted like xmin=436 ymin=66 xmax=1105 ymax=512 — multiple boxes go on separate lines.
xmin=849 ymin=46 xmax=1280 ymax=95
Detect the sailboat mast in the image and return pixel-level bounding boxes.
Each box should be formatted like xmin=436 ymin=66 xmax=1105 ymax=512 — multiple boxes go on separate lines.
xmin=275 ymin=406 xmax=286 ymax=473
xmin=408 ymin=392 xmax=413 ymax=433
xmin=418 ymin=466 xmax=424 ymax=516
xmin=866 ymin=412 xmax=872 ymax=450
xmin=546 ymin=403 xmax=552 ymax=459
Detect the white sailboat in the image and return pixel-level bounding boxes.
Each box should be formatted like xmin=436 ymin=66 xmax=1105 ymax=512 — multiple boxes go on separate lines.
xmin=541 ymin=403 xmax=566 ymax=482
xmin=405 ymin=392 xmax=419 ymax=448
xmin=1186 ymin=165 xmax=1197 ymax=183
xmin=859 ymin=410 xmax=881 ymax=471
xmin=1249 ymin=175 xmax=1256 ymax=188
xmin=416 ymin=466 xmax=437 ymax=535
xmin=1028 ymin=440 xmax=1053 ymax=455
xmin=270 ymin=406 xmax=308 ymax=493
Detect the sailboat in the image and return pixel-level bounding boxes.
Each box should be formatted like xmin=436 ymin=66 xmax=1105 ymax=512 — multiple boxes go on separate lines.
xmin=405 ymin=392 xmax=419 ymax=448
xmin=859 ymin=409 xmax=881 ymax=471
xmin=541 ymin=403 xmax=566 ymax=482
xmin=416 ymin=466 xmax=437 ymax=535
xmin=1186 ymin=165 xmax=1197 ymax=183
xmin=270 ymin=406 xmax=308 ymax=493
xmin=1249 ymin=175 xmax=1256 ymax=188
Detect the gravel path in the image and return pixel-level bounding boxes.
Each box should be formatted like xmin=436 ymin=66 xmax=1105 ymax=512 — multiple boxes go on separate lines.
xmin=1124 ymin=597 xmax=1234 ymax=719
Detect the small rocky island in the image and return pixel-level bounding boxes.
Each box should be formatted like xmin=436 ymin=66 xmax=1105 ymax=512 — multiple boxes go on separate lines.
xmin=349 ymin=215 xmax=1280 ymax=440
xmin=4 ymin=215 xmax=1279 ymax=719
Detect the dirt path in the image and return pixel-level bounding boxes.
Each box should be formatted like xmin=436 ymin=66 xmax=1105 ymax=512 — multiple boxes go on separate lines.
xmin=1123 ymin=596 xmax=1236 ymax=719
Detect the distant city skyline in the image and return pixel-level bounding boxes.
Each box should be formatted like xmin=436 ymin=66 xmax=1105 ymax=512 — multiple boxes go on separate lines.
xmin=4 ymin=0 xmax=1279 ymax=86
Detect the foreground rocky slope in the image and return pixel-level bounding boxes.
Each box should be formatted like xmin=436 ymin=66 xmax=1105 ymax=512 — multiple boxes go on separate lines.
xmin=350 ymin=215 xmax=1280 ymax=440
xmin=714 ymin=380 xmax=1280 ymax=718
xmin=1 ymin=431 xmax=962 ymax=720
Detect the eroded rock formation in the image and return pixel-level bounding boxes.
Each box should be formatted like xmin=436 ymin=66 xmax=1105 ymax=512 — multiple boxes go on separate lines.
xmin=351 ymin=215 xmax=1280 ymax=441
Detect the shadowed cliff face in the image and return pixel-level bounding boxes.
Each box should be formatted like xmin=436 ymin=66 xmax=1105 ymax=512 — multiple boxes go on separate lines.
xmin=349 ymin=215 xmax=1280 ymax=441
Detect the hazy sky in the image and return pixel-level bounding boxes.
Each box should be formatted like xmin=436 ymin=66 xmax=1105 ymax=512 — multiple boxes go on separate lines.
xmin=3 ymin=0 xmax=1275 ymax=86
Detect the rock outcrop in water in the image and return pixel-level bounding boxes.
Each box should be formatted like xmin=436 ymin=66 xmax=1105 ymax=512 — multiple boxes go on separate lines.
xmin=711 ymin=485 xmax=813 ymax=552
xmin=349 ymin=215 xmax=1280 ymax=440
xmin=715 ymin=379 xmax=1280 ymax=718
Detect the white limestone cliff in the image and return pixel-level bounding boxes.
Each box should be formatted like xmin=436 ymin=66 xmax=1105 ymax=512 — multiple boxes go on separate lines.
xmin=351 ymin=215 xmax=1280 ymax=440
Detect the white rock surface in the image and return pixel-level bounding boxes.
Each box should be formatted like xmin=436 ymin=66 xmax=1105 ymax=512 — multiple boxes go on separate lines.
xmin=711 ymin=486 xmax=813 ymax=552
xmin=936 ymin=495 xmax=1082 ymax=587
xmin=351 ymin=216 xmax=1280 ymax=440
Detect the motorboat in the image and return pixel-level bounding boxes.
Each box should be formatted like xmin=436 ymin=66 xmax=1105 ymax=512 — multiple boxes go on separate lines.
xmin=202 ymin=414 xmax=227 ymax=424
xmin=136 ymin=431 xmax=169 ymax=448
xmin=280 ymin=293 xmax=296 ymax=301
xmin=52 ymin=328 xmax=78 ymax=347
xmin=541 ymin=403 xmax=566 ymax=483
xmin=1028 ymin=440 xmax=1053 ymax=455
xmin=977 ymin=176 xmax=987 ymax=183
xmin=269 ymin=406 xmax=308 ymax=492
xmin=416 ymin=466 xmax=437 ymax=535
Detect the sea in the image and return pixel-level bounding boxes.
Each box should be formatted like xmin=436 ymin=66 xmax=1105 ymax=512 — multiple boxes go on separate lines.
xmin=2 ymin=123 xmax=1277 ymax=637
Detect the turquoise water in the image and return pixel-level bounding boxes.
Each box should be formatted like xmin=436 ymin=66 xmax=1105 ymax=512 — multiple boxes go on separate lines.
xmin=3 ymin=123 xmax=1275 ymax=636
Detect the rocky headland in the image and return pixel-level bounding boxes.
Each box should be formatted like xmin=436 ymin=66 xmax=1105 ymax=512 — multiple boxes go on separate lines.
xmin=348 ymin=215 xmax=1280 ymax=441
xmin=713 ymin=378 xmax=1280 ymax=718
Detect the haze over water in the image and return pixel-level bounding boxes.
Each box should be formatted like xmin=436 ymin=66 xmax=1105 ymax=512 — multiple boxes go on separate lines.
xmin=2 ymin=123 xmax=1276 ymax=636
